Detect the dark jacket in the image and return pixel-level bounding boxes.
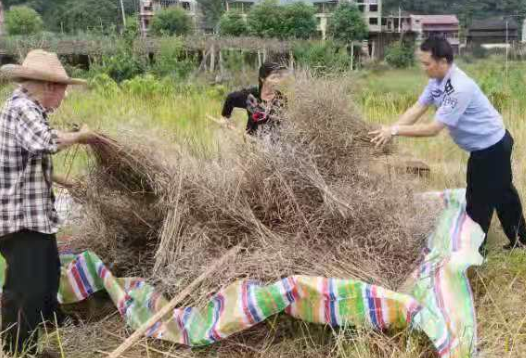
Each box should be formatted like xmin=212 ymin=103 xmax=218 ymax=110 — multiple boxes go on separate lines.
xmin=221 ymin=86 xmax=285 ymax=135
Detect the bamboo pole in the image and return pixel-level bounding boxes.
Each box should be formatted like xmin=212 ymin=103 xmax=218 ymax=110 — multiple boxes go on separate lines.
xmin=107 ymin=245 xmax=242 ymax=358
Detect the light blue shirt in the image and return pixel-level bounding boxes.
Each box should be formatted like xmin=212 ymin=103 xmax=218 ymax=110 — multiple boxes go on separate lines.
xmin=418 ymin=65 xmax=505 ymax=152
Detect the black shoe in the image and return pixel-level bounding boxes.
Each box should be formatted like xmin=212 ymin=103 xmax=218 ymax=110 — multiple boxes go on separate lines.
xmin=503 ymin=242 xmax=526 ymax=250
xmin=479 ymin=243 xmax=488 ymax=258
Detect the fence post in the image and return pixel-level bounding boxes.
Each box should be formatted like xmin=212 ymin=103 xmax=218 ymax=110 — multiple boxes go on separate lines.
xmin=350 ymin=42 xmax=354 ymax=71
xmin=219 ymin=48 xmax=224 ymax=77
xmin=210 ymin=44 xmax=216 ymax=73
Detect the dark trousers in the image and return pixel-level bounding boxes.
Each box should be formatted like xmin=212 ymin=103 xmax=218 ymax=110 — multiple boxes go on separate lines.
xmin=466 ymin=131 xmax=526 ymax=248
xmin=0 ymin=230 xmax=61 ymax=355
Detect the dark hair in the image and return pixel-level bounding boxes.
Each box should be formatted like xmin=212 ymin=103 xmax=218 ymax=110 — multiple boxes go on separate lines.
xmin=420 ymin=37 xmax=454 ymax=64
xmin=258 ymin=61 xmax=286 ymax=90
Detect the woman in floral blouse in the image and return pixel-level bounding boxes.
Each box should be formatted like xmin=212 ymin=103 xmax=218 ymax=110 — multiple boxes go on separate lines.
xmin=221 ymin=61 xmax=288 ymax=136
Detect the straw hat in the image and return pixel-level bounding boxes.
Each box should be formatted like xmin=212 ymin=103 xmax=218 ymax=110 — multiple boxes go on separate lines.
xmin=0 ymin=49 xmax=86 ymax=85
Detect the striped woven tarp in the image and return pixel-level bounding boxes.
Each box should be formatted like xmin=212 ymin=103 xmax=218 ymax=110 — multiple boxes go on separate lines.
xmin=0 ymin=189 xmax=484 ymax=357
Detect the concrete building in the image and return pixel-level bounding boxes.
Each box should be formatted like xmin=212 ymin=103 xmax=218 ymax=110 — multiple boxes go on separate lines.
xmin=140 ymin=0 xmax=199 ymax=36
xmin=223 ymin=0 xmax=382 ymax=40
xmin=383 ymin=11 xmax=412 ymax=34
xmin=140 ymin=0 xmax=382 ymax=41
xmin=467 ymin=18 xmax=519 ymax=46
xmin=410 ymin=15 xmax=460 ymax=50
xmin=381 ymin=13 xmax=460 ymax=54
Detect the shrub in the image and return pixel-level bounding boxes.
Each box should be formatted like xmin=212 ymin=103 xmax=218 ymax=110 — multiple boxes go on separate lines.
xmin=385 ymin=41 xmax=415 ymax=69
xmin=327 ymin=3 xmax=368 ymax=43
xmin=281 ymin=2 xmax=317 ymax=39
xmin=293 ymin=41 xmax=352 ymax=72
xmin=150 ymin=38 xmax=198 ymax=81
xmin=247 ymin=0 xmax=284 ymax=38
xmin=89 ymin=73 xmax=121 ymax=95
xmin=150 ymin=7 xmax=193 ymax=36
xmin=219 ymin=11 xmax=248 ymax=36
xmin=5 ymin=6 xmax=43 ymax=36
xmin=121 ymin=75 xmax=174 ymax=97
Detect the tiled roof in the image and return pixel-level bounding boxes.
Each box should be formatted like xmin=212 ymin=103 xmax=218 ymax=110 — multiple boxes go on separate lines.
xmin=470 ymin=18 xmax=519 ymax=31
xmin=411 ymin=15 xmax=459 ymax=25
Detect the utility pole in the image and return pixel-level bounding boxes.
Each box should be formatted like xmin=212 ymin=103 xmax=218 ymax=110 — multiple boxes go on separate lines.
xmin=120 ymin=0 xmax=127 ymax=27
xmin=503 ymin=14 xmax=524 ymax=75
xmin=506 ymin=19 xmax=509 ymax=74
xmin=398 ymin=6 xmax=401 ymax=33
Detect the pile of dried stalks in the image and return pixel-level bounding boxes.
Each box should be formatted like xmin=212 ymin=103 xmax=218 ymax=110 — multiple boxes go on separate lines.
xmin=71 ymin=75 xmax=434 ymax=304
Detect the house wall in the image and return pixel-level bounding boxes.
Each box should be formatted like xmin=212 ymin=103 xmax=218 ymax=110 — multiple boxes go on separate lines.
xmin=223 ymin=0 xmax=383 ymax=40
xmin=468 ymin=30 xmax=519 ymax=45
xmin=140 ymin=0 xmax=200 ymax=36
xmin=355 ymin=0 xmax=382 ymax=33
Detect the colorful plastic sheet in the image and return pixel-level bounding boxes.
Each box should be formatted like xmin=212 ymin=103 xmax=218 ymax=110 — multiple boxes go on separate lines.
xmin=0 ymin=189 xmax=484 ymax=357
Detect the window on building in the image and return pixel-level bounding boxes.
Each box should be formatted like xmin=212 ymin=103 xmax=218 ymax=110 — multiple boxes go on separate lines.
xmin=230 ymin=2 xmax=242 ymax=11
xmin=381 ymin=18 xmax=387 ymax=26
xmin=358 ymin=5 xmax=365 ymax=12
xmin=369 ymin=17 xmax=378 ymax=25
xmin=160 ymin=0 xmax=177 ymax=8
xmin=181 ymin=2 xmax=191 ymax=10
xmin=369 ymin=4 xmax=378 ymax=12
xmin=325 ymin=2 xmax=336 ymax=12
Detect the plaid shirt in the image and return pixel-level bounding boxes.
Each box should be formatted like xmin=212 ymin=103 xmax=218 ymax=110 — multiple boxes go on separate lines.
xmin=0 ymin=88 xmax=60 ymax=237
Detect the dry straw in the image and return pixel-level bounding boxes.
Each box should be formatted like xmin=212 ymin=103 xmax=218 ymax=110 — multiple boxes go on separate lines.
xmin=71 ymin=74 xmax=434 ymax=307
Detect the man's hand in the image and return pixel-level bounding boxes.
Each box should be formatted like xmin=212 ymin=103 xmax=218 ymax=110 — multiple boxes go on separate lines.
xmin=53 ymin=174 xmax=83 ymax=190
xmin=55 ymin=124 xmax=96 ymax=150
xmin=220 ymin=117 xmax=236 ymax=130
xmin=76 ymin=124 xmax=96 ymax=144
xmin=369 ymin=126 xmax=394 ymax=148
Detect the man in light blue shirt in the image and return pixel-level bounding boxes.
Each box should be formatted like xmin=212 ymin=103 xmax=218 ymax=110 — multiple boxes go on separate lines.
xmin=370 ymin=37 xmax=526 ymax=253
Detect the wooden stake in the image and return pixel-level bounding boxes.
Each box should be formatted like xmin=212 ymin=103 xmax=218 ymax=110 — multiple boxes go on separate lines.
xmin=219 ymin=49 xmax=224 ymax=77
xmin=107 ymin=245 xmax=242 ymax=358
xmin=210 ymin=45 xmax=216 ymax=73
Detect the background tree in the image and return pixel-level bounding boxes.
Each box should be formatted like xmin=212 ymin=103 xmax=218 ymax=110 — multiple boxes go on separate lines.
xmin=4 ymin=0 xmax=138 ymax=33
xmin=5 ymin=5 xmax=43 ymax=35
xmin=385 ymin=40 xmax=415 ymax=68
xmin=51 ymin=0 xmax=121 ymax=33
xmin=150 ymin=7 xmax=193 ymax=36
xmin=247 ymin=0 xmax=284 ymax=38
xmin=219 ymin=11 xmax=248 ymax=36
xmin=123 ymin=14 xmax=140 ymax=43
xmin=282 ymin=2 xmax=317 ymax=39
xmin=327 ymin=3 xmax=368 ymax=43
xmin=196 ymin=0 xmax=225 ymax=33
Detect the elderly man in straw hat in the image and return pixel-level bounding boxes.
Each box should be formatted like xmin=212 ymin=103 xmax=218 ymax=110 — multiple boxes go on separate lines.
xmin=0 ymin=50 xmax=95 ymax=357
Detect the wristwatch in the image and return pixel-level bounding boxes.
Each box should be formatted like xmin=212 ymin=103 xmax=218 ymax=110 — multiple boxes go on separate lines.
xmin=390 ymin=125 xmax=399 ymax=137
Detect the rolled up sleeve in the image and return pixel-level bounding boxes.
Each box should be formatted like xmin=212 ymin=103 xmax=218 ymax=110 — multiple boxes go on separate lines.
xmin=15 ymin=107 xmax=58 ymax=155
xmin=418 ymin=82 xmax=434 ymax=107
